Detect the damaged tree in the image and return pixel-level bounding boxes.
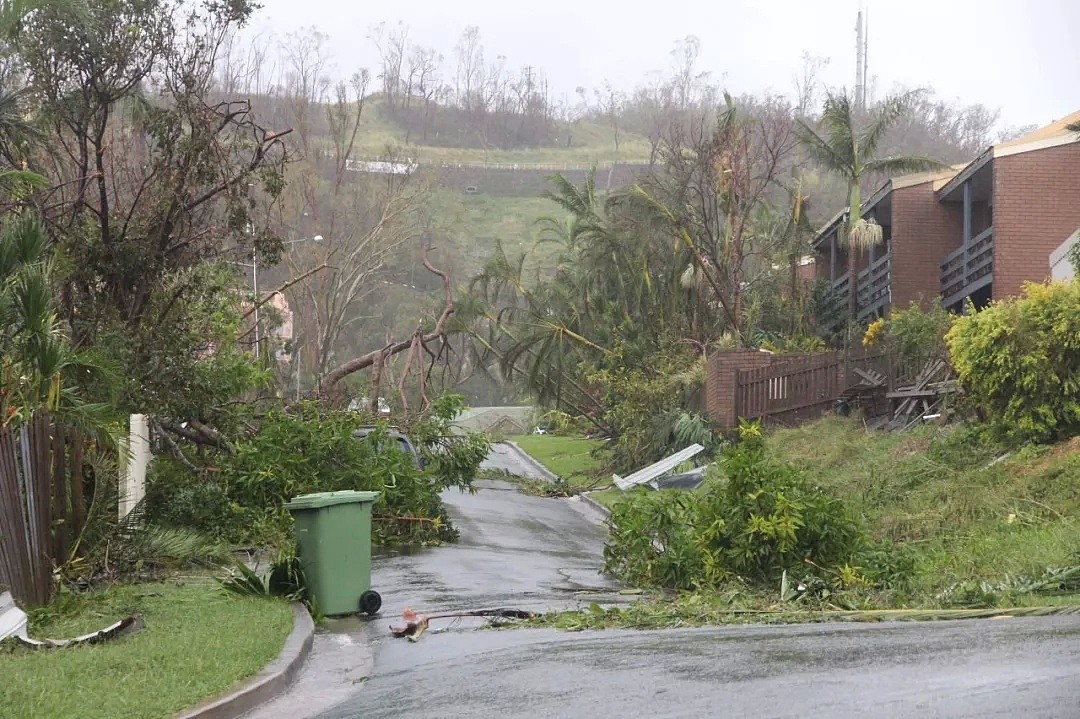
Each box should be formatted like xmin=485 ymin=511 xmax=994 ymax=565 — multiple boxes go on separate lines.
xmin=17 ymin=0 xmax=289 ymax=424
xmin=315 ymin=244 xmax=455 ymax=404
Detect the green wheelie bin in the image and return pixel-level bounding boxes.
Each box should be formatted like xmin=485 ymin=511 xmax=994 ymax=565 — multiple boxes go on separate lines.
xmin=285 ymin=490 xmax=382 ymax=616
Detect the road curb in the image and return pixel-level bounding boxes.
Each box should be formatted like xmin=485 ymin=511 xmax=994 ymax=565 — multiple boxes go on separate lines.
xmin=502 ymin=440 xmax=560 ymax=482
xmin=578 ymin=491 xmax=612 ymax=519
xmin=176 ymin=601 xmax=314 ymax=719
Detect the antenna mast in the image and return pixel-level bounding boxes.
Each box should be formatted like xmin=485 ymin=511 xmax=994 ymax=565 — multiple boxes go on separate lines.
xmin=855 ymin=3 xmax=869 ymax=110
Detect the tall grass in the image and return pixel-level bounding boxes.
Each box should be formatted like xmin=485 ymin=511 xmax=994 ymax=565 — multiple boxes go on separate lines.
xmin=768 ymin=418 xmax=1080 ymax=597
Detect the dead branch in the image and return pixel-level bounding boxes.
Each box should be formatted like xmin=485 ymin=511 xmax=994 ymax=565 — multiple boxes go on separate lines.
xmin=157 ymin=420 xmax=235 ymax=455
xmin=368 ymin=342 xmax=393 ymax=412
xmin=240 ymin=263 xmax=332 ymax=321
xmin=317 ymin=246 xmax=453 ymax=394
xmin=397 ymin=330 xmax=422 ymax=414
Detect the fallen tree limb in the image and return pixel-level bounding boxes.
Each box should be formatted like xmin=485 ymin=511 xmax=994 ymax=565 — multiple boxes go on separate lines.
xmin=240 ymin=263 xmax=332 ymax=322
xmin=152 ymin=421 xmax=198 ymax=473
xmin=157 ymin=420 xmax=236 ymax=455
xmin=316 ymin=246 xmax=453 ymax=396
xmin=389 ymin=607 xmax=535 ymax=641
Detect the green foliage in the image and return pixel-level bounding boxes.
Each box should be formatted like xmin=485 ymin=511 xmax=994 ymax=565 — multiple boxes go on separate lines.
xmin=589 ymin=344 xmax=716 ymax=473
xmin=873 ymin=300 xmax=954 ymax=373
xmin=1067 ymin=235 xmax=1080 ymax=276
xmin=603 ymin=422 xmax=867 ymax=590
xmin=219 ymin=554 xmax=307 ymax=604
xmin=946 ymin=281 xmax=1080 ymax=442
xmin=146 ymin=396 xmax=489 ymax=546
xmin=94 ymin=262 xmax=269 ymax=420
xmin=0 ymin=213 xmax=110 ymax=423
xmin=768 ymin=416 xmax=1080 ymax=602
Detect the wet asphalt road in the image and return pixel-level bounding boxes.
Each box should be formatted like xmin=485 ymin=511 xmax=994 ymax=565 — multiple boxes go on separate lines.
xmin=323 ymin=616 xmax=1080 ymax=718
xmin=257 ymin=450 xmax=1080 ymax=719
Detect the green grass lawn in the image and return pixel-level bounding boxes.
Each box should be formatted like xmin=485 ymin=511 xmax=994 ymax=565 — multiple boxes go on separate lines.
xmin=510 ymin=434 xmax=605 ymax=489
xmin=0 ymin=580 xmax=293 ymax=719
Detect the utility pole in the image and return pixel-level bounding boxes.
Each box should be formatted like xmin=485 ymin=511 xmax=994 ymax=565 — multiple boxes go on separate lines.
xmin=854 ymin=4 xmax=869 ymax=111
xmin=252 ymin=245 xmax=260 ymax=357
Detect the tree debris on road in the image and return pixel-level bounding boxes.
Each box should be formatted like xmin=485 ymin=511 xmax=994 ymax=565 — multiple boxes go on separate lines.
xmin=390 ymin=607 xmax=534 ymax=642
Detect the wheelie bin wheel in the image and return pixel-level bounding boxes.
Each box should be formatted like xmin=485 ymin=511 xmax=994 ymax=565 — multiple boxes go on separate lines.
xmin=359 ymin=590 xmax=382 ymax=615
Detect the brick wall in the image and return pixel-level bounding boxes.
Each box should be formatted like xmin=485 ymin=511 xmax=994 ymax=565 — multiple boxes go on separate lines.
xmin=992 ymin=142 xmax=1080 ymax=299
xmin=889 ymin=181 xmax=963 ymax=310
xmin=706 ymin=350 xmax=778 ymax=430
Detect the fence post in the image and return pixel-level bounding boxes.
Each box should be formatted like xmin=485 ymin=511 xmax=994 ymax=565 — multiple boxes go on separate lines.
xmin=119 ymin=414 xmax=151 ymax=520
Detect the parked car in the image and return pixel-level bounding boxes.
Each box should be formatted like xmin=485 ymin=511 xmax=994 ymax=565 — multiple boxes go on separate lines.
xmin=352 ymin=426 xmax=426 ymax=469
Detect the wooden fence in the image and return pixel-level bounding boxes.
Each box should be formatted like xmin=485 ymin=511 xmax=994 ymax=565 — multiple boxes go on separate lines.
xmin=735 ymin=350 xmax=911 ymax=427
xmin=0 ymin=412 xmax=87 ymax=606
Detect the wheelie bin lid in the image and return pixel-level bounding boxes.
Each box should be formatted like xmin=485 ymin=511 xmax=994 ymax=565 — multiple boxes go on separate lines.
xmin=285 ymin=490 xmax=381 ymax=510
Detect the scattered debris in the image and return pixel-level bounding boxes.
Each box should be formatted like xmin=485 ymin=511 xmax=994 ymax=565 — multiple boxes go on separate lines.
xmin=390 ymin=607 xmax=534 ymax=642
xmin=885 ymin=359 xmax=961 ymax=430
xmin=13 ymin=615 xmax=143 ymax=649
xmin=613 ymin=444 xmax=706 ymax=490
xmin=0 ymin=592 xmax=27 ymax=642
xmin=2 ymin=595 xmax=143 ymax=650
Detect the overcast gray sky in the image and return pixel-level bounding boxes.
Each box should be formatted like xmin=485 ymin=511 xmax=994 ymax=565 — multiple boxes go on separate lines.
xmin=250 ymin=0 xmax=1078 ymax=130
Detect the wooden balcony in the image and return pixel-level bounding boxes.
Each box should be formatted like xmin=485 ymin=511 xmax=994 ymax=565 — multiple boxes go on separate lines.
xmin=857 ymin=252 xmax=891 ymax=321
xmin=940 ymin=227 xmax=993 ymax=308
xmin=828 ymin=252 xmax=891 ymax=323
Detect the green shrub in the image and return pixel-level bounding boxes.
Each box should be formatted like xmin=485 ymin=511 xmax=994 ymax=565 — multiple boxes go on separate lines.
xmin=146 ymin=395 xmax=489 ymax=546
xmin=603 ymin=422 xmax=867 ymax=589
xmin=946 ymin=281 xmax=1080 ymax=442
xmin=863 ymin=300 xmax=954 ymax=377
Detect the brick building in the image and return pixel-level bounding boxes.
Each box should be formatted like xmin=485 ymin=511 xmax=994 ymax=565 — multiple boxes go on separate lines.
xmin=811 ymin=110 xmax=1080 ymax=321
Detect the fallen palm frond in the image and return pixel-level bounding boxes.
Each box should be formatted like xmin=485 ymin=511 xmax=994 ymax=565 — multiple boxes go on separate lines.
xmin=218 ymin=555 xmax=306 ymax=603
xmin=390 ymin=607 xmax=535 ymax=641
xmin=10 ymin=615 xmax=143 ymax=649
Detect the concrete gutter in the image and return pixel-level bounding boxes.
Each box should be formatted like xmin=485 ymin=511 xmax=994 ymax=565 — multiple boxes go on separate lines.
xmin=577 ymin=492 xmax=611 ymax=519
xmin=502 ymin=440 xmax=560 ymax=482
xmin=176 ymin=601 xmax=314 ymax=719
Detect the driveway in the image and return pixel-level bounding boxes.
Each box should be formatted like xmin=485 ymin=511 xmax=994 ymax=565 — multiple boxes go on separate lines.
xmin=247 ymin=478 xmax=618 ymax=718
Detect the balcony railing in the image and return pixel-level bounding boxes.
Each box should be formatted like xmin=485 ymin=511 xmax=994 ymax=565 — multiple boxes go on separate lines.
xmin=857 ymin=252 xmax=891 ymax=321
xmin=828 ymin=251 xmax=891 ymax=323
xmin=940 ymin=227 xmax=993 ymax=308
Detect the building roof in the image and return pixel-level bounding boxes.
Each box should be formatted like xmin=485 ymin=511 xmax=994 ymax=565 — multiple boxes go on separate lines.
xmin=995 ymin=109 xmax=1080 ymax=154
xmin=811 ymin=109 xmax=1080 ymax=248
xmin=939 ymin=109 xmax=1080 ymax=199
xmin=812 ymin=166 xmax=963 ymax=247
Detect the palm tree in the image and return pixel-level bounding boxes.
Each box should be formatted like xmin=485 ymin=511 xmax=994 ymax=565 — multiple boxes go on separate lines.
xmin=0 ymin=0 xmax=89 ymax=37
xmin=797 ymin=91 xmax=945 ymax=322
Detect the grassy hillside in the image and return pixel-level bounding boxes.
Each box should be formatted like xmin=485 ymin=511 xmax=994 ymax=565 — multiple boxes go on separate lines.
xmin=426 ymin=188 xmax=561 ymax=275
xmin=769 ymin=417 xmax=1080 ymax=602
xmin=335 ymin=99 xmax=652 ymax=166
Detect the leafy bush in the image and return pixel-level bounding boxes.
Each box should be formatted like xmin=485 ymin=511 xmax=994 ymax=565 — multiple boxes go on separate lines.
xmin=603 ymin=422 xmax=867 ymax=589
xmin=146 ymin=395 xmax=489 ymax=546
xmin=589 ymin=344 xmax=716 ymax=473
xmin=946 ymin=281 xmax=1080 ymax=442
xmin=863 ymin=300 xmax=953 ymax=376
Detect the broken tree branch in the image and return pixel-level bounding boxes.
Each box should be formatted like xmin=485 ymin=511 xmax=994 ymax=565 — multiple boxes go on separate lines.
xmin=240 ymin=263 xmax=332 ymax=321
xmin=317 ymin=245 xmax=453 ymax=394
